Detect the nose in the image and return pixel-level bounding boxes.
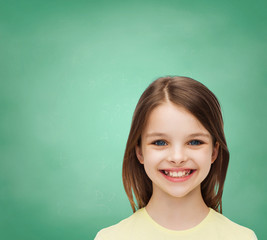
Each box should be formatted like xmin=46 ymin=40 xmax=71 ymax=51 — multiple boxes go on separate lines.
xmin=167 ymin=145 xmax=187 ymax=165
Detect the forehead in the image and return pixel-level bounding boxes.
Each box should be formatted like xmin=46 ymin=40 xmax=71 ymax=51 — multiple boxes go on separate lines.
xmin=143 ymin=102 xmax=210 ymax=136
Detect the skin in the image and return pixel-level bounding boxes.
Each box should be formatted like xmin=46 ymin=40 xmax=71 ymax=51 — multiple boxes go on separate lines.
xmin=135 ymin=102 xmax=219 ymax=230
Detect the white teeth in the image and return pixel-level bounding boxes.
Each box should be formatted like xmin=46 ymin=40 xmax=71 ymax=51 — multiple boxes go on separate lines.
xmin=163 ymin=170 xmax=191 ymax=178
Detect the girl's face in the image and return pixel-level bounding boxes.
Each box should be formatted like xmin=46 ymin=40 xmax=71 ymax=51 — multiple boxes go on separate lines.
xmin=135 ymin=102 xmax=219 ymax=200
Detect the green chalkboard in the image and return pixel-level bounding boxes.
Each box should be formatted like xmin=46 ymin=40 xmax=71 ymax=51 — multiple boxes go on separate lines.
xmin=0 ymin=0 xmax=266 ymax=239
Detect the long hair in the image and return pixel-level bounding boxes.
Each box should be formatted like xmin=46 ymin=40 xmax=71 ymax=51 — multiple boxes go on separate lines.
xmin=122 ymin=76 xmax=229 ymax=213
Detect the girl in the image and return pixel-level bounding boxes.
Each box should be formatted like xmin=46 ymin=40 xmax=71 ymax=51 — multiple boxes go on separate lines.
xmin=95 ymin=76 xmax=257 ymax=240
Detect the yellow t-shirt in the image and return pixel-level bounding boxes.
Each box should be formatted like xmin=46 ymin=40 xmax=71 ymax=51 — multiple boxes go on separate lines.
xmin=94 ymin=208 xmax=257 ymax=240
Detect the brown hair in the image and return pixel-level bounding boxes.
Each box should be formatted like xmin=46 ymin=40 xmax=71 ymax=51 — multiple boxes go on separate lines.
xmin=122 ymin=76 xmax=229 ymax=213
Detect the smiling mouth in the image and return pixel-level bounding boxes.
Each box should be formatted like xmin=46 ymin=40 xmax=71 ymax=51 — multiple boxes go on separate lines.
xmin=160 ymin=169 xmax=195 ymax=178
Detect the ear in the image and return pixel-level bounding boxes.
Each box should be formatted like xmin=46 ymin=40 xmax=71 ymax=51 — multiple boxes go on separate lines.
xmin=135 ymin=145 xmax=144 ymax=164
xmin=211 ymin=142 xmax=219 ymax=164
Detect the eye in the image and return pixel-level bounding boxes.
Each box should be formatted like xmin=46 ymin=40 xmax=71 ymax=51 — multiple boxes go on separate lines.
xmin=188 ymin=140 xmax=203 ymax=146
xmin=153 ymin=140 xmax=167 ymax=146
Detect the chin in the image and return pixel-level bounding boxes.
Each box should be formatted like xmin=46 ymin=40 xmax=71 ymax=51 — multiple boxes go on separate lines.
xmin=164 ymin=185 xmax=201 ymax=199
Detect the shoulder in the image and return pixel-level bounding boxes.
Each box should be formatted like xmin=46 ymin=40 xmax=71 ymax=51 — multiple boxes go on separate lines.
xmin=94 ymin=208 xmax=145 ymax=240
xmin=208 ymin=209 xmax=257 ymax=240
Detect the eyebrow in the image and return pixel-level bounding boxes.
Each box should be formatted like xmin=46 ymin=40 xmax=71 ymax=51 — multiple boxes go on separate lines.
xmin=145 ymin=133 xmax=168 ymax=138
xmin=187 ymin=133 xmax=210 ymax=138
xmin=145 ymin=132 xmax=210 ymax=139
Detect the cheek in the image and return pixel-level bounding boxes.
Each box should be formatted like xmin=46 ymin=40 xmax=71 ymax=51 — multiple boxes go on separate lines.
xmin=143 ymin=148 xmax=166 ymax=163
xmin=142 ymin=149 xmax=165 ymax=175
xmin=191 ymin=148 xmax=213 ymax=166
xmin=143 ymin=150 xmax=158 ymax=167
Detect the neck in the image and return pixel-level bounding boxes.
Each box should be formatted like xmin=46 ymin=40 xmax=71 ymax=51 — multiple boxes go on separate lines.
xmin=145 ymin=186 xmax=210 ymax=231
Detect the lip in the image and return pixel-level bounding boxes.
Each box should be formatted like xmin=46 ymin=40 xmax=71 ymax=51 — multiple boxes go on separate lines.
xmin=159 ymin=168 xmax=196 ymax=182
xmin=161 ymin=168 xmax=193 ymax=172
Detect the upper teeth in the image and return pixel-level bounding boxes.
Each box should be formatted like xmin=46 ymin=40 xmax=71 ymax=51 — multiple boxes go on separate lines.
xmin=164 ymin=170 xmax=191 ymax=177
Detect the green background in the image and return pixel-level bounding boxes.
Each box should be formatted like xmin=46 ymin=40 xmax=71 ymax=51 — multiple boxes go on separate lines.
xmin=1 ymin=0 xmax=266 ymax=239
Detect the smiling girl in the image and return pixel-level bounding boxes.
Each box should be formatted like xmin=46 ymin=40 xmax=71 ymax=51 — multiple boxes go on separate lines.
xmin=94 ymin=76 xmax=257 ymax=239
